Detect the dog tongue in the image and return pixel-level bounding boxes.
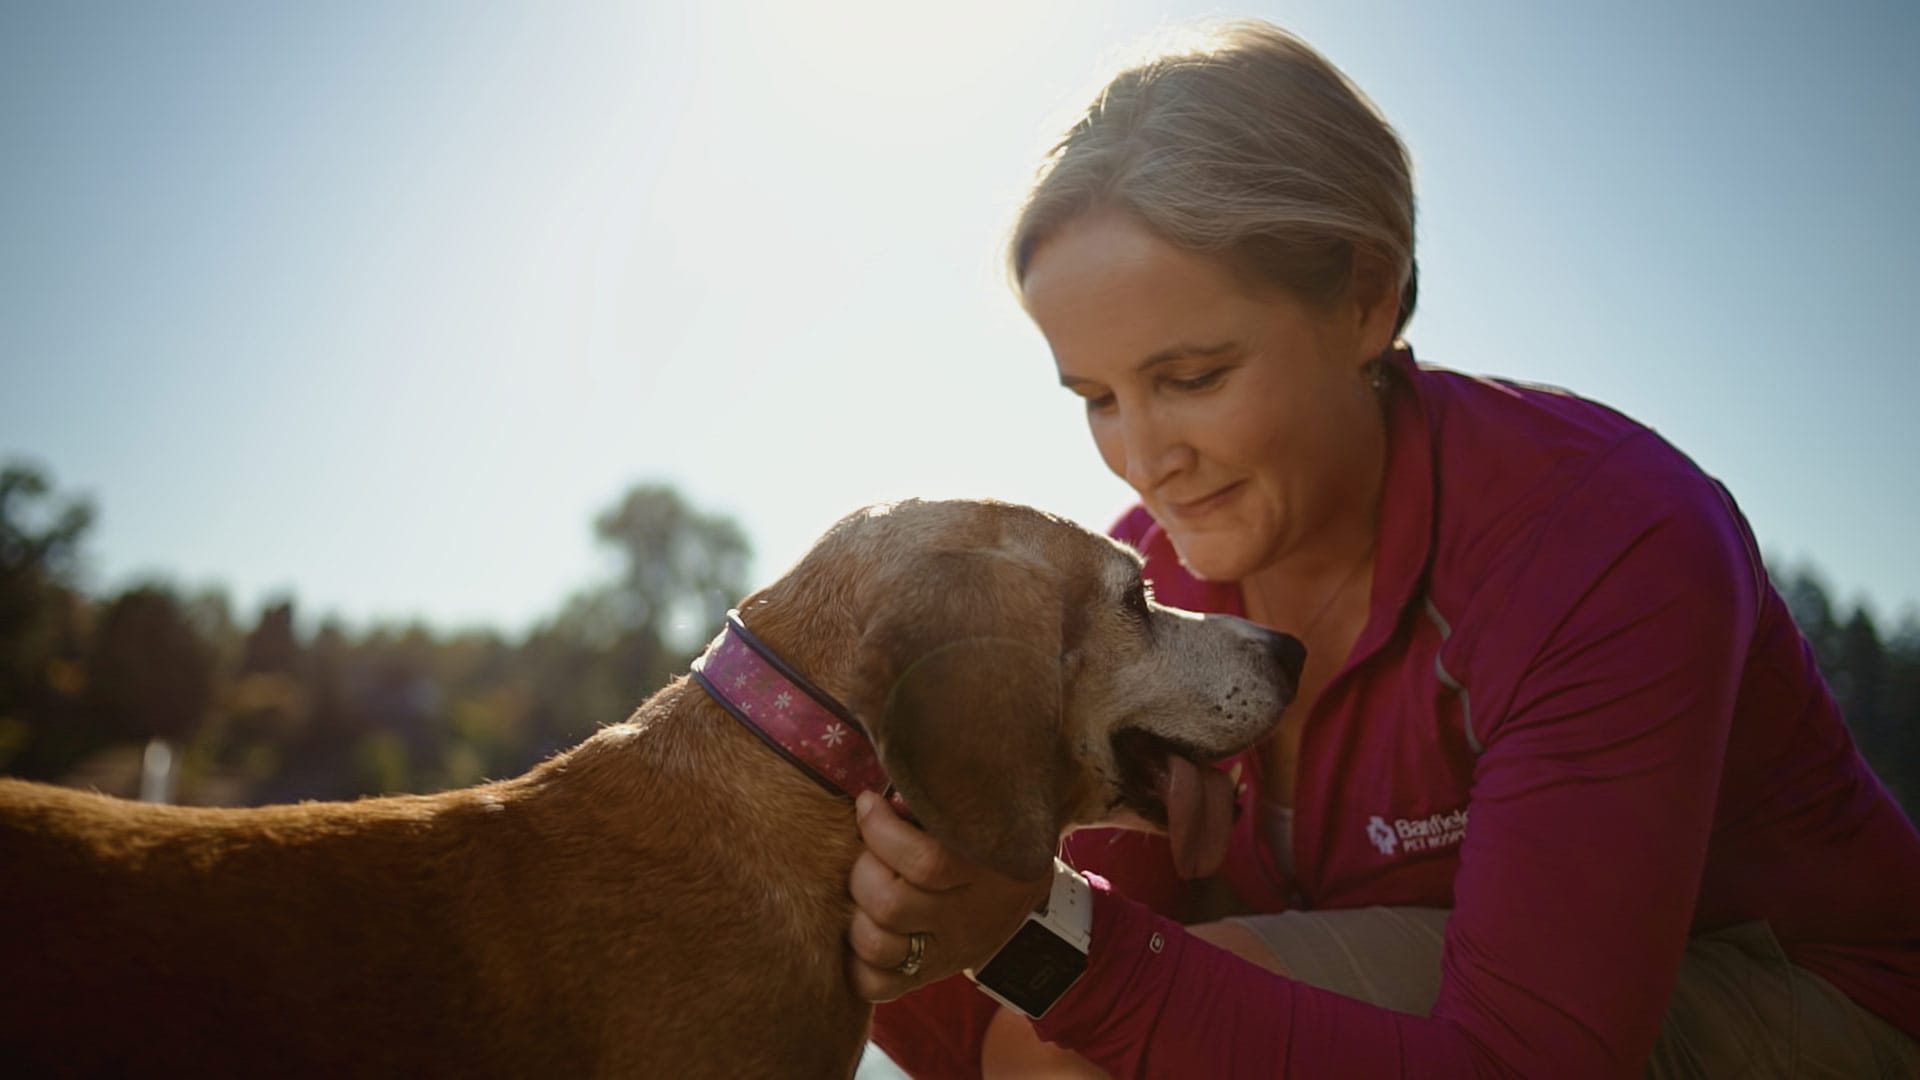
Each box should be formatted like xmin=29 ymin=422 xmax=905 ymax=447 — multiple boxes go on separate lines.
xmin=1165 ymin=755 xmax=1236 ymax=879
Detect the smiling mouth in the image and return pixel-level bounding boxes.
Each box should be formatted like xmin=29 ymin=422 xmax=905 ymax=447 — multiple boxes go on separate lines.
xmin=1165 ymin=482 xmax=1243 ymax=519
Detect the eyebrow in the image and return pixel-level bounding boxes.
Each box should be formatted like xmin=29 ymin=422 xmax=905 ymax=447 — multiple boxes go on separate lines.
xmin=1058 ymin=340 xmax=1239 ymax=389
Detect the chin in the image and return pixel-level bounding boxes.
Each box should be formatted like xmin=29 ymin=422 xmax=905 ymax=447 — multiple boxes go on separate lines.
xmin=1169 ymin=537 xmax=1262 ymax=584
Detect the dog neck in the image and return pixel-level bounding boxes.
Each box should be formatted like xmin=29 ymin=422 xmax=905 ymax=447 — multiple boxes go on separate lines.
xmin=691 ymin=611 xmax=909 ymax=817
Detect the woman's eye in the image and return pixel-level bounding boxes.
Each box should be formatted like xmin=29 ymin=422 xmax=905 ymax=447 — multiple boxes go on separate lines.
xmin=1082 ymin=392 xmax=1116 ymax=413
xmin=1170 ymin=369 xmax=1226 ymax=392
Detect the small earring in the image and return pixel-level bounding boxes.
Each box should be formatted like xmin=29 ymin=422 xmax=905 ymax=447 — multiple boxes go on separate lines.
xmin=1365 ymin=350 xmax=1392 ymax=393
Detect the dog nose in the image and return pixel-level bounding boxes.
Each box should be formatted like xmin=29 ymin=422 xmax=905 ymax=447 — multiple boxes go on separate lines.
xmin=1267 ymin=632 xmax=1307 ymax=686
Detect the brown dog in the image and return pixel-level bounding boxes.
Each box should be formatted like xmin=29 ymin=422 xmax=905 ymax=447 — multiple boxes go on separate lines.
xmin=0 ymin=498 xmax=1301 ymax=1078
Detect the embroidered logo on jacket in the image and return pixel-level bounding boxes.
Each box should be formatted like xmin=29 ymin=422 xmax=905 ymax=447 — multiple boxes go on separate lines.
xmin=1366 ymin=816 xmax=1397 ymax=855
xmin=1367 ymin=807 xmax=1469 ymax=856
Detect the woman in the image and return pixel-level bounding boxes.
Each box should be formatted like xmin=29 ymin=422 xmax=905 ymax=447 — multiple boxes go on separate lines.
xmin=846 ymin=20 xmax=1920 ymax=1078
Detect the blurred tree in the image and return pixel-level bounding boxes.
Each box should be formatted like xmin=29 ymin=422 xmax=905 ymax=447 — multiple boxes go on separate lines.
xmin=1776 ymin=560 xmax=1842 ymax=674
xmin=592 ymin=484 xmax=752 ymax=646
xmin=1874 ymin=616 xmax=1920 ymax=811
xmin=305 ymin=619 xmax=355 ymax=742
xmin=242 ymin=599 xmax=301 ymax=676
xmin=0 ymin=462 xmax=92 ymax=587
xmin=0 ymin=477 xmax=757 ymax=803
xmin=84 ymin=584 xmax=217 ymax=744
xmin=352 ymin=730 xmax=411 ymax=796
xmin=555 ymin=484 xmax=750 ymax=739
xmin=1772 ymin=562 xmax=1917 ymax=818
xmin=1835 ymin=609 xmax=1887 ymax=748
xmin=182 ymin=586 xmax=241 ymax=670
xmin=0 ymin=462 xmax=96 ymax=777
xmin=175 ymin=597 xmax=309 ymax=803
xmin=250 ymin=618 xmax=359 ymax=804
xmin=359 ymin=630 xmax=442 ymax=793
xmin=432 ymin=630 xmax=521 ymax=786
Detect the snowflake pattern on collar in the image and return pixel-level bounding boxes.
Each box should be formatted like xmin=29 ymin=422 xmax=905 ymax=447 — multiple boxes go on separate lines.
xmin=692 ymin=615 xmax=892 ymax=801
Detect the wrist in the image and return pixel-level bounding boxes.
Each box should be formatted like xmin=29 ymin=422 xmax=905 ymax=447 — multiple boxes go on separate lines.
xmin=966 ymin=858 xmax=1092 ymax=1019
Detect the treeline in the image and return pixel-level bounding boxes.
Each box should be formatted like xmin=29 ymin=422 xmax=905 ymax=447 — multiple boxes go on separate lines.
xmin=0 ymin=463 xmax=749 ymax=805
xmin=1 ymin=461 xmax=1917 ymax=819
xmin=1774 ymin=567 xmax=1920 ymax=814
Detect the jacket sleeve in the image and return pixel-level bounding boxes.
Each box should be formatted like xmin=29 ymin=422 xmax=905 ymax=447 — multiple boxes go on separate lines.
xmin=1029 ymin=437 xmax=1766 ymax=1077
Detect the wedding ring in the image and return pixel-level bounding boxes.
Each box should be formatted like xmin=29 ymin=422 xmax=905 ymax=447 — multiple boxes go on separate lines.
xmin=895 ymin=931 xmax=930 ymax=977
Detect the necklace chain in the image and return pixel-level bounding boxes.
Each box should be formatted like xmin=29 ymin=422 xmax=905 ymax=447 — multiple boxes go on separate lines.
xmin=1270 ymin=542 xmax=1376 ymax=642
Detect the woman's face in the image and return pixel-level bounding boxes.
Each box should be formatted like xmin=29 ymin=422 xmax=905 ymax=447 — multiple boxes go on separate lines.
xmin=1023 ymin=212 xmax=1391 ymax=582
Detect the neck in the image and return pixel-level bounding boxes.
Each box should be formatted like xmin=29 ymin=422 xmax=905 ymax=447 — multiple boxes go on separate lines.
xmin=1244 ymin=509 xmax=1380 ymax=624
xmin=1245 ymin=376 xmax=1388 ymax=609
xmin=515 ymin=684 xmax=863 ymax=1007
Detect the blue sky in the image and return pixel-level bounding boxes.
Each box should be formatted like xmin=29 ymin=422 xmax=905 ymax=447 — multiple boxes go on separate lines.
xmin=3 ymin=0 xmax=1916 ymax=640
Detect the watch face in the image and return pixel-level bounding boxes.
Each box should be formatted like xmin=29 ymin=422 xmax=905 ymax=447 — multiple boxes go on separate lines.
xmin=974 ymin=919 xmax=1089 ymax=1018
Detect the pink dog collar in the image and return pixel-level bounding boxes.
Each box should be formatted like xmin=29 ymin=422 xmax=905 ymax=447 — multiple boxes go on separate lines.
xmin=692 ymin=611 xmax=909 ymax=816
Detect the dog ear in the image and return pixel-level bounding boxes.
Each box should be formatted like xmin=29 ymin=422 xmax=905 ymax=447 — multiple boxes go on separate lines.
xmin=860 ymin=553 xmax=1066 ymax=882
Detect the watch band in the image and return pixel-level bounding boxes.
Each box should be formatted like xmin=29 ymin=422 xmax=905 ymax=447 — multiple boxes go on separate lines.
xmin=1036 ymin=855 xmax=1093 ymax=950
xmin=966 ymin=858 xmax=1092 ymax=1019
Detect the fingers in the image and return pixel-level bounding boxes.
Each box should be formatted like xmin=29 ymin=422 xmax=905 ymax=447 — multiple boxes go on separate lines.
xmin=847 ymin=904 xmax=929 ymax=1003
xmin=845 ymin=790 xmax=1057 ymax=1004
xmin=846 ymin=828 xmax=944 ymax=1003
xmin=848 ymin=940 xmax=913 ymax=1003
xmin=847 ymin=863 xmax=937 ymax=1003
xmin=855 ymin=790 xmax=968 ymax=891
xmin=848 ymin=905 xmax=906 ymax=968
xmin=849 ymin=846 xmax=924 ymax=934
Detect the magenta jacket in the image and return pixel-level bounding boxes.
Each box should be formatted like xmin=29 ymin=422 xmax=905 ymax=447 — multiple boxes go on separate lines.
xmin=871 ymin=349 xmax=1920 ymax=1077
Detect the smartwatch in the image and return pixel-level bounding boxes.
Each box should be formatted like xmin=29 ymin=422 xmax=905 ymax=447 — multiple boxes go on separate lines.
xmin=966 ymin=858 xmax=1093 ymax=1019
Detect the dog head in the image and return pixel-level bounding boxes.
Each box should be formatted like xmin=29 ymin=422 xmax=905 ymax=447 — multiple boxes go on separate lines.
xmin=747 ymin=498 xmax=1303 ymax=881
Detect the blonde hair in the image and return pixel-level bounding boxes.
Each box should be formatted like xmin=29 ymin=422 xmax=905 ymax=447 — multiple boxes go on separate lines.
xmin=1010 ymin=20 xmax=1418 ymax=334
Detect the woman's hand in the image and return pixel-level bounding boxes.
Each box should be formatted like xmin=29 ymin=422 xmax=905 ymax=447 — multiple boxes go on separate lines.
xmin=847 ymin=790 xmax=1055 ymax=1002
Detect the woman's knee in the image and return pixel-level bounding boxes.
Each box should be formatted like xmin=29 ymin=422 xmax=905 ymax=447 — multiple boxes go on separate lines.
xmin=1187 ymin=919 xmax=1289 ymax=974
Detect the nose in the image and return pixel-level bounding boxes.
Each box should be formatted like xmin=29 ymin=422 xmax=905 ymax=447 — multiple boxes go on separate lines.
xmin=1115 ymin=406 xmax=1191 ymax=493
xmin=1266 ymin=632 xmax=1307 ymax=687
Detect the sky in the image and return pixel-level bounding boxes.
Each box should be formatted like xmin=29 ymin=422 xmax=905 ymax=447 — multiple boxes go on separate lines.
xmin=3 ymin=0 xmax=1917 ymax=643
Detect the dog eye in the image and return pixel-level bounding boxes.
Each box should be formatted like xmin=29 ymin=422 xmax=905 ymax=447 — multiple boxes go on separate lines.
xmin=1123 ymin=583 xmax=1153 ymax=622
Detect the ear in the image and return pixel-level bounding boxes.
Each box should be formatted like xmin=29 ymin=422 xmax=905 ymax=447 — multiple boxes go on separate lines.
xmin=859 ymin=553 xmax=1065 ymax=882
xmin=1348 ymin=246 xmax=1404 ymax=358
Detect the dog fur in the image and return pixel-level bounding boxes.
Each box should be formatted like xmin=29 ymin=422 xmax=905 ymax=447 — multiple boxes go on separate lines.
xmin=0 ymin=498 xmax=1299 ymax=1078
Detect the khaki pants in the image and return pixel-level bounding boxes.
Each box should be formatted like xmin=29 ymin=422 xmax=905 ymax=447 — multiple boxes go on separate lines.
xmin=1228 ymin=909 xmax=1919 ymax=1077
